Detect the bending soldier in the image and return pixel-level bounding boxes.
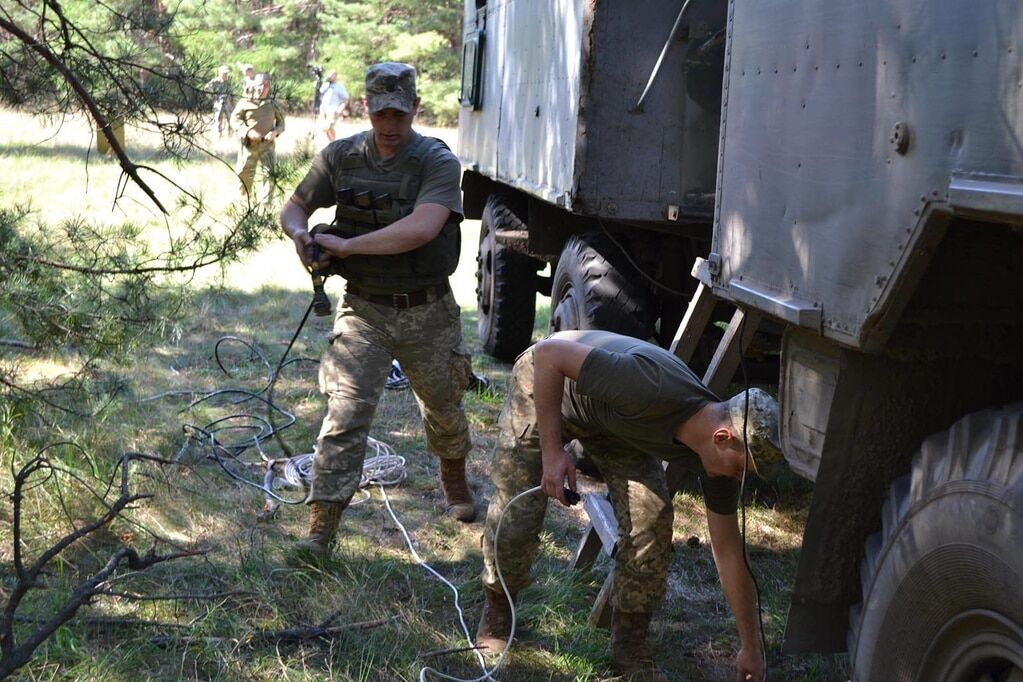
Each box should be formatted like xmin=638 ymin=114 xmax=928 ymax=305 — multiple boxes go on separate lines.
xmin=477 ymin=330 xmax=779 ymax=682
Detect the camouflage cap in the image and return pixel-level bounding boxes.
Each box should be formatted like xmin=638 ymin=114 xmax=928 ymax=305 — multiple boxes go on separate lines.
xmin=365 ymin=62 xmax=417 ymax=113
xmin=725 ymin=388 xmax=783 ymax=474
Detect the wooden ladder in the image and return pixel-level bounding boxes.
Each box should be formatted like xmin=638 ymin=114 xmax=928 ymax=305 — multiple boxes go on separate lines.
xmin=570 ymin=282 xmax=763 ymax=627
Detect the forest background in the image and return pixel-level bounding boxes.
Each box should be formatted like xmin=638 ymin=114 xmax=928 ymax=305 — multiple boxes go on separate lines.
xmin=177 ymin=0 xmax=465 ymax=123
xmin=11 ymin=0 xmax=465 ymax=125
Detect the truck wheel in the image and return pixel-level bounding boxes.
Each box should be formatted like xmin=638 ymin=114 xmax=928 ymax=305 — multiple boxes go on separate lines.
xmin=476 ymin=195 xmax=538 ymax=361
xmin=848 ymin=403 xmax=1023 ymax=682
xmin=549 ymin=232 xmax=654 ymax=340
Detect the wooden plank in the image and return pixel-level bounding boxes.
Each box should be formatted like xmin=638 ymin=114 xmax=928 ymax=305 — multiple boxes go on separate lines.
xmin=572 ymin=492 xmax=618 ymax=570
xmin=571 ymin=524 xmax=604 ymax=571
xmin=669 ymin=282 xmax=718 ymax=363
xmin=584 ymin=494 xmax=619 ymax=555
xmin=702 ymin=307 xmax=763 ymax=396
xmin=588 ymin=570 xmax=615 ymax=630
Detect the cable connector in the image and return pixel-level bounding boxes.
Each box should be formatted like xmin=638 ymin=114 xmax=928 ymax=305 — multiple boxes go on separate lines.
xmin=309 ymin=241 xmax=332 ymax=317
xmin=311 ymin=273 xmax=332 ymax=317
xmin=563 ymin=488 xmax=581 ymax=506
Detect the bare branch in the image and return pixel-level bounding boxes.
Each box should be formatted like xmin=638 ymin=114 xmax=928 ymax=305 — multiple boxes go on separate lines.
xmin=148 ymin=616 xmax=399 ymax=649
xmin=96 ymin=590 xmax=256 ymax=603
xmin=0 ymin=339 xmax=35 ymax=350
xmin=0 ymin=14 xmax=167 ymax=213
xmin=0 ymin=451 xmax=199 ymax=678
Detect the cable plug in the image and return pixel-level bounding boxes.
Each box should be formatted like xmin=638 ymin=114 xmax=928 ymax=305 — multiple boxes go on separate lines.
xmin=311 ymin=278 xmax=332 ymax=316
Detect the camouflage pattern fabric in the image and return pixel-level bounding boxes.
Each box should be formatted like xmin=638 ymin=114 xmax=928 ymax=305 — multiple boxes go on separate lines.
xmin=232 ymin=97 xmax=284 ymax=195
xmin=236 ymin=140 xmax=276 ymax=195
xmin=481 ymin=348 xmax=673 ymax=614
xmin=309 ymin=291 xmax=473 ymax=503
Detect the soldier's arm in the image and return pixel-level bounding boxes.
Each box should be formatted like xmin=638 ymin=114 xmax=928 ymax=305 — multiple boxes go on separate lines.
xmin=706 ymin=510 xmax=766 ymax=682
xmin=311 ymin=203 xmax=450 ymax=258
xmin=532 ymin=338 xmax=593 ymax=505
xmin=280 ymin=198 xmax=316 ymax=267
xmin=230 ymin=104 xmax=248 ymax=135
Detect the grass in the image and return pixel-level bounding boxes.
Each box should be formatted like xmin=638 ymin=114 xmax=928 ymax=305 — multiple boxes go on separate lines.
xmin=0 ymin=108 xmax=850 ymax=681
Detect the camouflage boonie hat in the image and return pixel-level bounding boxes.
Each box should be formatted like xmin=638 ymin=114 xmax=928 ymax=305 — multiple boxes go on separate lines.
xmin=725 ymin=388 xmax=783 ymax=473
xmin=365 ymin=62 xmax=417 ymax=113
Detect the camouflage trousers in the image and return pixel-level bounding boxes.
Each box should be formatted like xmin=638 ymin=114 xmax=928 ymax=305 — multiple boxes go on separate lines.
xmin=481 ymin=347 xmax=674 ymax=614
xmin=309 ymin=290 xmax=473 ymax=504
xmin=236 ymin=139 xmax=276 ymax=196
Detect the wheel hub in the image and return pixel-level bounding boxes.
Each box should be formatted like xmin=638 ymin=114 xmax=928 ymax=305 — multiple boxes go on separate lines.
xmin=551 ymin=288 xmax=579 ymax=332
xmin=477 ymin=230 xmax=494 ymax=314
xmin=919 ymin=610 xmax=1023 ymax=682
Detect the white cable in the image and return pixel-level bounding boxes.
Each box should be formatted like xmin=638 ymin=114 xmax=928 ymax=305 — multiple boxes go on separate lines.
xmin=410 ymin=484 xmax=545 ymax=682
xmin=285 ymin=435 xmax=546 ymax=681
xmin=279 ymin=437 xmax=406 ymax=492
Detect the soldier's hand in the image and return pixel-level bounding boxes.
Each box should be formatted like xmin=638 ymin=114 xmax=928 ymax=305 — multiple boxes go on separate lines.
xmin=540 ymin=444 xmax=577 ymax=506
xmin=312 ymin=232 xmax=349 ymax=260
xmin=263 ymin=130 xmax=277 ymax=142
xmin=735 ymin=646 xmax=765 ymax=682
xmin=246 ymin=129 xmax=262 ymax=141
xmin=291 ymin=229 xmax=316 ymax=267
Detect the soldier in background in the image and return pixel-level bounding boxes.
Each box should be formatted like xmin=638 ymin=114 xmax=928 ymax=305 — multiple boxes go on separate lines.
xmin=231 ymin=73 xmax=285 ymax=198
xmin=279 ymin=62 xmax=477 ymax=555
xmin=238 ymin=63 xmax=256 ymax=97
xmin=205 ymin=66 xmax=234 ymax=138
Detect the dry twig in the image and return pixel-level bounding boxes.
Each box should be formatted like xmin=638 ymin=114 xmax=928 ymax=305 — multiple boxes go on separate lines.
xmin=0 ymin=452 xmax=200 ymax=678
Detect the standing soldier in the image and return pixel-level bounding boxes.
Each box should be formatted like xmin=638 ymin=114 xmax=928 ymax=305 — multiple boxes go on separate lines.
xmin=206 ymin=66 xmax=234 ymax=138
xmin=279 ymin=62 xmax=477 ymax=554
xmin=231 ymin=73 xmax=285 ymax=198
xmin=238 ymin=63 xmax=256 ymax=97
xmin=476 ymin=330 xmax=777 ymax=682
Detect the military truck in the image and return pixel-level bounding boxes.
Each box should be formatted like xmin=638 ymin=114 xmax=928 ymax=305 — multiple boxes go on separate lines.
xmin=458 ymin=0 xmax=729 ymax=359
xmin=458 ymin=0 xmax=1023 ymax=679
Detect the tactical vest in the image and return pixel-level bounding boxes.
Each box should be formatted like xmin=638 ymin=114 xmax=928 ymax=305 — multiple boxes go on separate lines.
xmin=329 ymin=132 xmax=461 ymax=293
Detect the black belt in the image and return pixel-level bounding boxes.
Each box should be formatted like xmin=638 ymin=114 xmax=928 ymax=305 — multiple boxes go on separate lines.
xmin=346 ymin=282 xmax=449 ymax=309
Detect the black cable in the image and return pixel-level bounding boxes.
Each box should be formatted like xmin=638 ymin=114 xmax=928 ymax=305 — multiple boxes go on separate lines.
xmin=596 ymin=218 xmax=690 ymax=298
xmin=155 ymin=299 xmax=320 ymax=506
xmin=737 ymin=312 xmax=769 ymax=679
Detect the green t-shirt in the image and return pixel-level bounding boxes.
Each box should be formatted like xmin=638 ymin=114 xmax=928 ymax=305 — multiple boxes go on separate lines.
xmin=293 ymin=130 xmax=463 ymax=217
xmin=558 ymin=330 xmax=739 ymax=514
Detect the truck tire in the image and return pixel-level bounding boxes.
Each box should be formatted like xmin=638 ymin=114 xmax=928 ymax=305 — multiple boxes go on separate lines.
xmin=476 ymin=195 xmax=538 ymax=361
xmin=549 ymin=232 xmax=654 ymax=340
xmin=848 ymin=403 xmax=1023 ymax=682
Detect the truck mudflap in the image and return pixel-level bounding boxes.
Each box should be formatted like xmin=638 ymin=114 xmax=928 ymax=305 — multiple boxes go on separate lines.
xmin=780 ymin=329 xmax=1023 ymax=654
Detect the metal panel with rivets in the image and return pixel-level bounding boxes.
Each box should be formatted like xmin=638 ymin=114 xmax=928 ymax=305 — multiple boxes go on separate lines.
xmin=457 ymin=0 xmax=727 ymax=225
xmin=707 ymin=0 xmax=1023 ymax=352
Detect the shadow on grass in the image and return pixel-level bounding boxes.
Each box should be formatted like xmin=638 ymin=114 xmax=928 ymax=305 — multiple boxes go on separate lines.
xmin=4 ymin=280 xmax=848 ymax=681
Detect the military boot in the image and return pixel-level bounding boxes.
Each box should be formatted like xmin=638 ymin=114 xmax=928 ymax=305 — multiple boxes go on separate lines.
xmin=475 ymin=586 xmax=515 ymax=654
xmin=294 ymin=500 xmax=344 ymax=554
xmin=440 ymin=457 xmax=477 ymax=522
xmin=611 ymin=610 xmax=669 ymax=682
